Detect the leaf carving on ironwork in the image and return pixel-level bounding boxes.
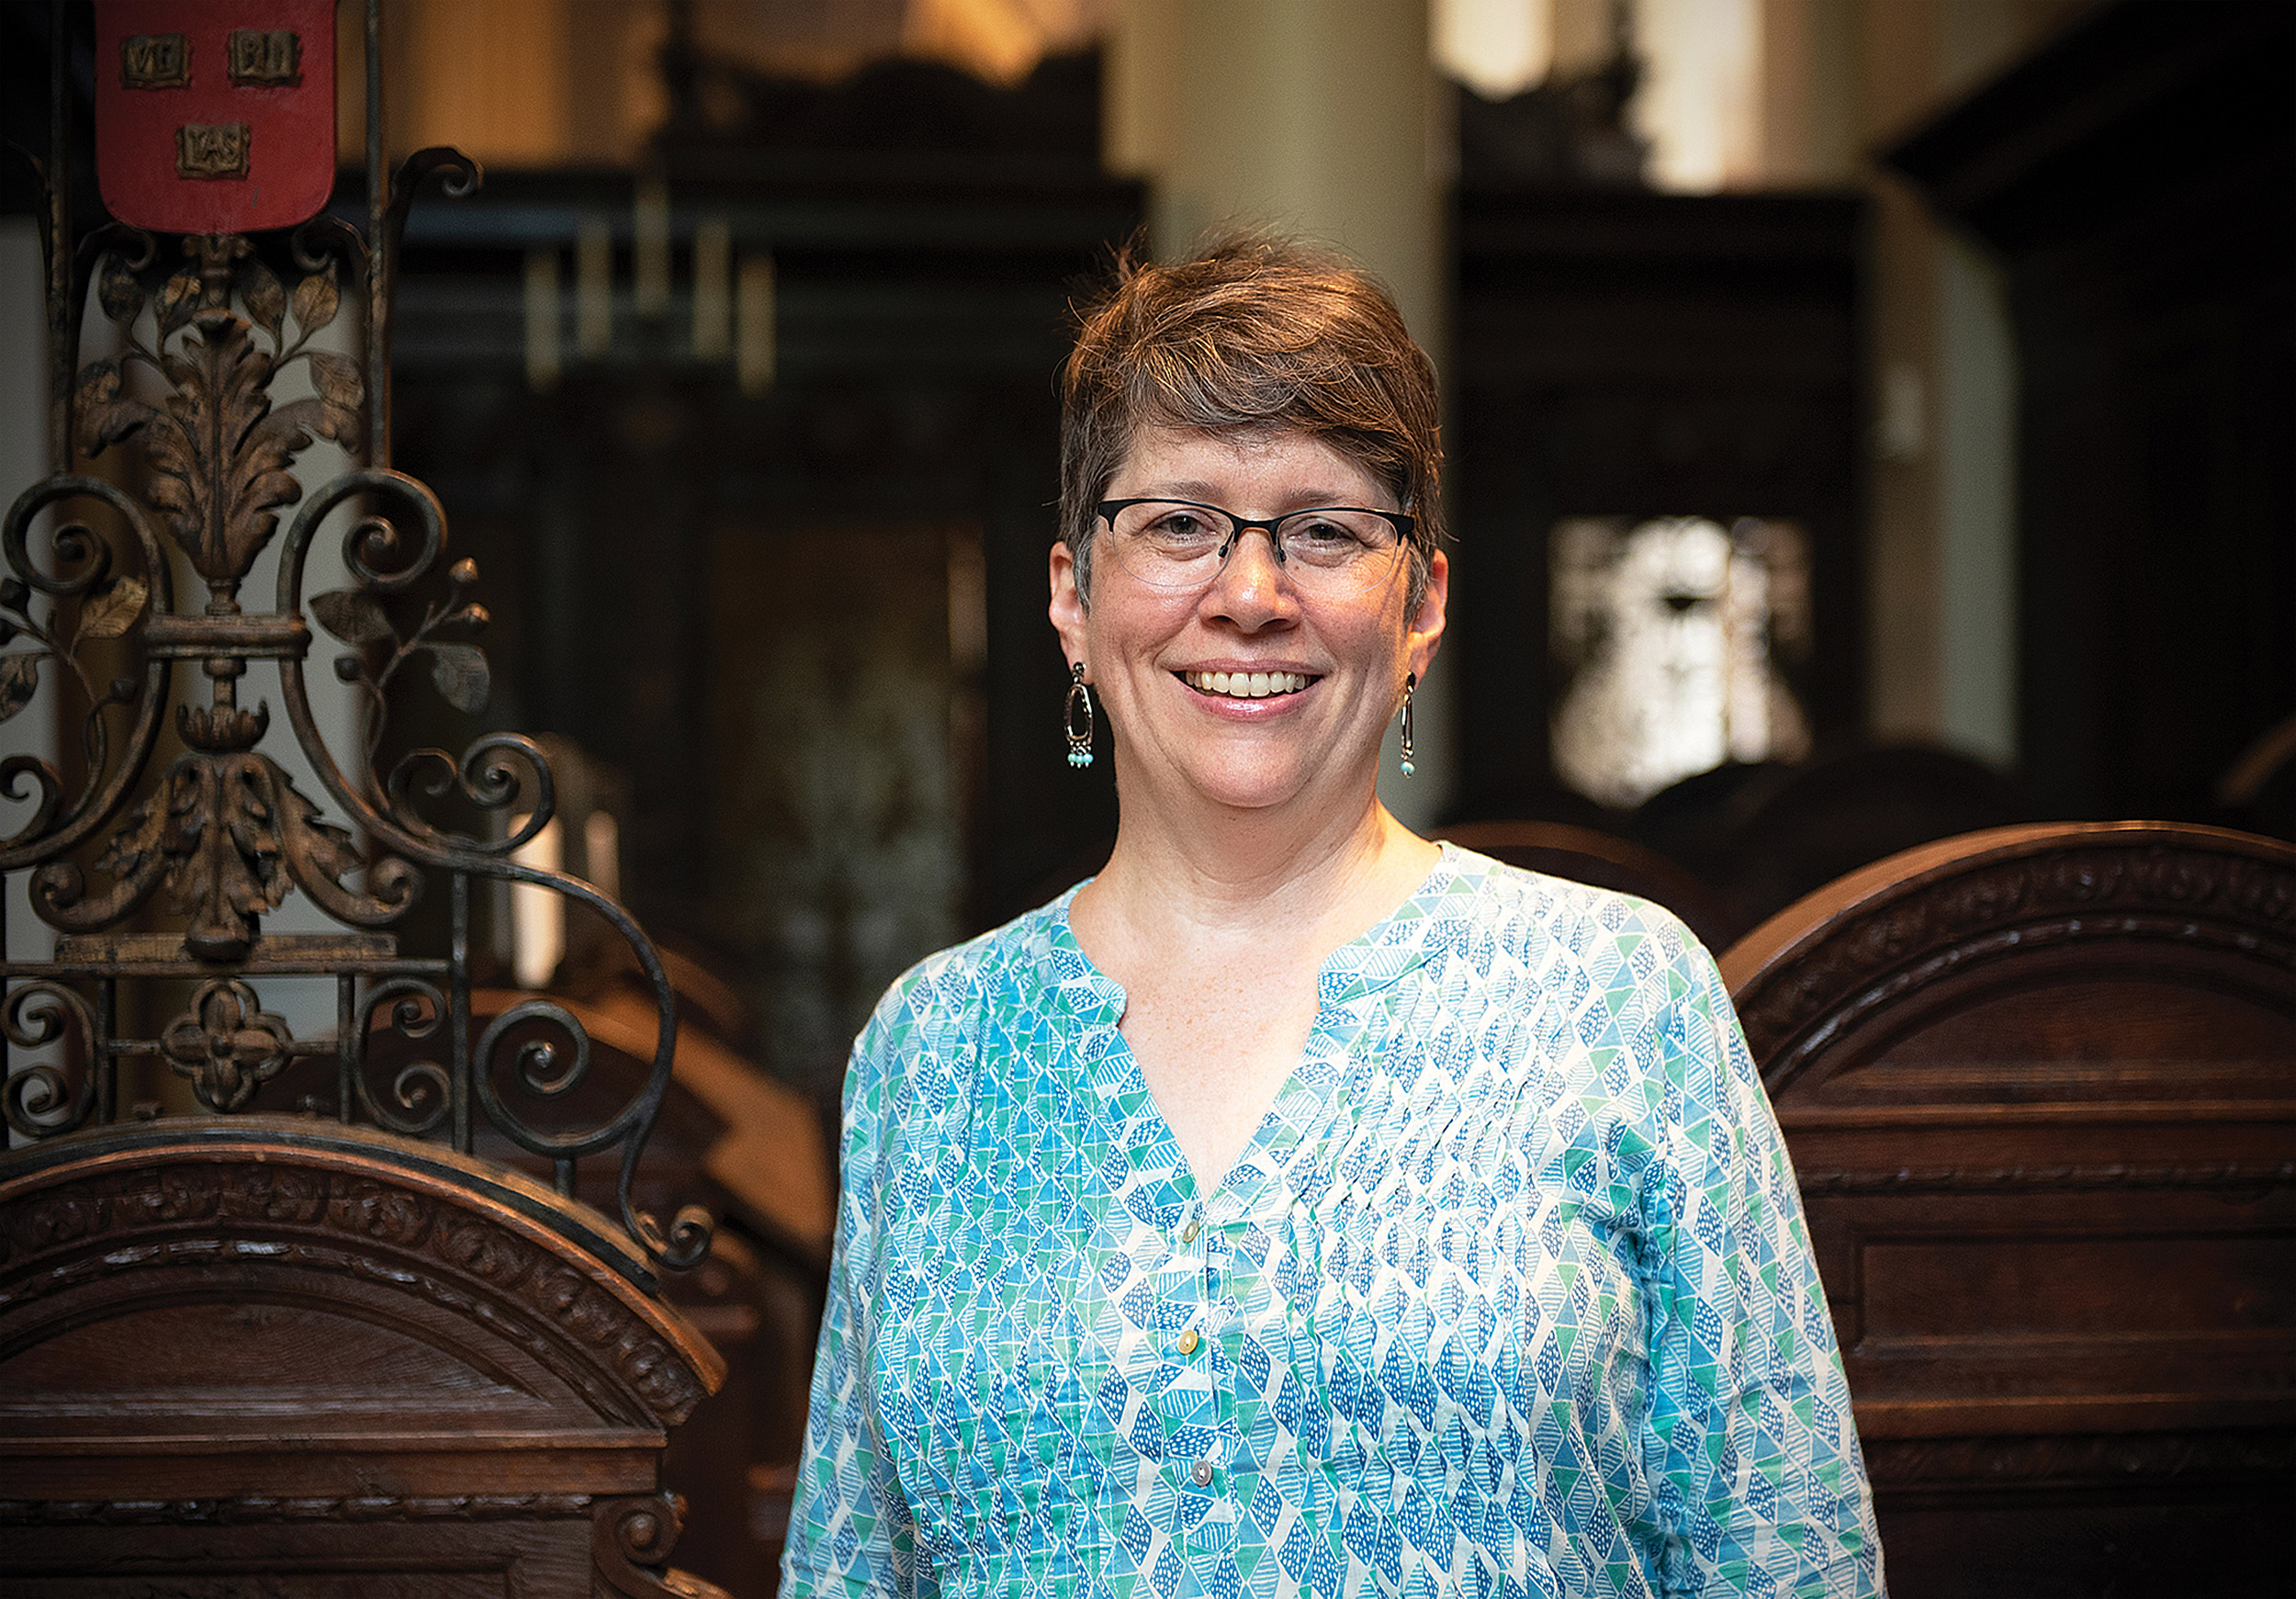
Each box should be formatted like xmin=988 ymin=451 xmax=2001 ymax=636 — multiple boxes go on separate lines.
xmin=178 ymin=701 xmax=270 ymax=752
xmin=155 ymin=270 xmax=201 ymax=338
xmin=332 ymin=561 xmax=494 ymax=751
xmin=242 ymin=256 xmax=287 ymax=344
xmin=286 ymin=798 xmax=370 ymax=896
xmin=290 ymin=260 xmax=340 ymax=336
xmin=209 ymin=756 xmax=405 ymax=953
xmin=163 ymin=759 xmax=292 ymax=958
xmin=307 ymin=350 xmax=363 ymax=411
xmin=310 ymin=588 xmax=394 ymax=647
xmin=95 ymin=791 xmax=168 ymax=886
xmin=73 ymin=359 xmax=159 ymax=456
xmin=76 ymin=576 xmax=147 ymax=642
xmin=0 ymin=655 xmax=39 ymax=724
xmin=74 ymin=275 xmax=366 ymax=586
xmin=96 ymin=253 xmax=142 ymax=326
xmin=426 ymin=642 xmax=490 ymax=712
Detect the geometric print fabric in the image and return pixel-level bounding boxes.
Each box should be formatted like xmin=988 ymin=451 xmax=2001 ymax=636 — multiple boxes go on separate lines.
xmin=785 ymin=845 xmax=1885 ymax=1598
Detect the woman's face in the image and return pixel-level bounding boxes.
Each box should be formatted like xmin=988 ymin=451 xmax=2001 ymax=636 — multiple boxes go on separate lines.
xmin=1049 ymin=422 xmax=1447 ymax=821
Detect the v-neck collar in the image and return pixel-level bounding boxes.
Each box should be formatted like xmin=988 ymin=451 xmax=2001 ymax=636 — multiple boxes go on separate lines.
xmin=1029 ymin=842 xmax=1484 ymax=1226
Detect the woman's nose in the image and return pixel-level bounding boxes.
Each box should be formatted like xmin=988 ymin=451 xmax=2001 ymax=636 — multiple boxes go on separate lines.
xmin=1203 ymin=528 xmax=1298 ymax=623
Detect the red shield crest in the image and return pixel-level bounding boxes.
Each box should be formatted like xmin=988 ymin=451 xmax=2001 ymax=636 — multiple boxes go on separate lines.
xmin=93 ymin=0 xmax=336 ymax=235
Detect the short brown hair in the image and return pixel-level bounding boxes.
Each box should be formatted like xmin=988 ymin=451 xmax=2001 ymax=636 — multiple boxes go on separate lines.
xmin=1058 ymin=233 xmax=1443 ymax=607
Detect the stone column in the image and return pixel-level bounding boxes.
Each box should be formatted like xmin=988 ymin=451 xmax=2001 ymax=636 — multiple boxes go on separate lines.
xmin=1106 ymin=0 xmax=1454 ymax=828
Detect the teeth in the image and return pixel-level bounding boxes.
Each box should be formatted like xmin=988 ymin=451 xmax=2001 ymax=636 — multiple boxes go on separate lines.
xmin=1185 ymin=670 xmax=1309 ymax=699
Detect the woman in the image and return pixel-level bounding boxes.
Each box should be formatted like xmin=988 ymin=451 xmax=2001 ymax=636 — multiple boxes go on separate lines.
xmin=784 ymin=238 xmax=1883 ymax=1599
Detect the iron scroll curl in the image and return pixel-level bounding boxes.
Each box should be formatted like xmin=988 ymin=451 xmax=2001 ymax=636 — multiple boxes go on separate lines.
xmin=0 ymin=475 xmax=172 ymax=870
xmin=1 ymin=981 xmax=97 ymax=1139
xmin=352 ymin=977 xmax=454 ymax=1138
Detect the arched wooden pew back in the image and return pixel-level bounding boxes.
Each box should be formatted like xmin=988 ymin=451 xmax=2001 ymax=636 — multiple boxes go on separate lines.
xmin=1721 ymin=822 xmax=2296 ymax=1597
xmin=0 ymin=1120 xmax=729 ymax=1597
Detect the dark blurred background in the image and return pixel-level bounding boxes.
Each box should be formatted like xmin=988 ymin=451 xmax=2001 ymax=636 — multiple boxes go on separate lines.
xmin=4 ymin=0 xmax=2289 ymax=1102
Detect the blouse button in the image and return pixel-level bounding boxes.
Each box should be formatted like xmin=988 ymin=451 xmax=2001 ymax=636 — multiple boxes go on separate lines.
xmin=1181 ymin=1219 xmax=1199 ymax=1244
xmin=1190 ymin=1459 xmax=1215 ymax=1487
xmin=1176 ymin=1327 xmax=1199 ymax=1356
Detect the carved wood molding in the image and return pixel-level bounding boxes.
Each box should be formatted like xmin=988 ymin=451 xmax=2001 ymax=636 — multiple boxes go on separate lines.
xmin=0 ymin=1494 xmax=595 ymax=1526
xmin=596 ymin=1492 xmax=733 ymax=1599
xmin=1798 ymin=1159 xmax=2296 ymax=1195
xmin=0 ymin=1492 xmax=732 ymax=1597
xmin=1723 ymin=825 xmax=2296 ymax=1094
xmin=0 ymin=1133 xmax=715 ymax=1424
xmin=1864 ymin=1427 xmax=2296 ymax=1490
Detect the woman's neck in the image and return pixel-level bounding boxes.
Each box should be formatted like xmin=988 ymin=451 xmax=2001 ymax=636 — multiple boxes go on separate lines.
xmin=1072 ymin=778 xmax=1438 ymax=967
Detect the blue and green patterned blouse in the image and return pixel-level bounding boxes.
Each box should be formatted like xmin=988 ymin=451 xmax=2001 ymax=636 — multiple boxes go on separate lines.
xmin=785 ymin=845 xmax=1882 ymax=1599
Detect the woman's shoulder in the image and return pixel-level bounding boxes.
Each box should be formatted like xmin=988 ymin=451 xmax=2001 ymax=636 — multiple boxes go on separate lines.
xmin=856 ymin=886 xmax=1083 ymax=1059
xmin=1436 ymin=841 xmax=1706 ymax=968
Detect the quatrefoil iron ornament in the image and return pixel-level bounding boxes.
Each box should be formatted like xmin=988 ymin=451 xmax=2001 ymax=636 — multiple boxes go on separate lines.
xmin=160 ymin=978 xmax=295 ymax=1113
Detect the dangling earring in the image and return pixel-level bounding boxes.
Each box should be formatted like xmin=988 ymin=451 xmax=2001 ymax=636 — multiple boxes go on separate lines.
xmin=1399 ymin=671 xmax=1417 ymax=778
xmin=1064 ymin=661 xmax=1095 ymax=769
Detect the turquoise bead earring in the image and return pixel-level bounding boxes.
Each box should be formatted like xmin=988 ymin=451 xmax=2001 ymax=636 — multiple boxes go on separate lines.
xmin=1064 ymin=662 xmax=1094 ymax=769
xmin=1400 ymin=672 xmax=1416 ymax=778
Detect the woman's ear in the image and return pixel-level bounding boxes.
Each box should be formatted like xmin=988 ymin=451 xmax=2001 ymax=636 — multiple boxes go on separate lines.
xmin=1049 ymin=540 xmax=1089 ymax=675
xmin=1407 ymin=547 xmax=1448 ymax=681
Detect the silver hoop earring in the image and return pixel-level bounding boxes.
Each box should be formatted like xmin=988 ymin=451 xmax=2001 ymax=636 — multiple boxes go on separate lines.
xmin=1064 ymin=662 xmax=1094 ymax=769
xmin=1399 ymin=672 xmax=1416 ymax=778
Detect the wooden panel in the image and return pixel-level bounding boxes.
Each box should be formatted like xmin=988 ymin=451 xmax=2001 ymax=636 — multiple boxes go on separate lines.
xmin=0 ymin=1518 xmax=587 ymax=1597
xmin=0 ymin=1298 xmax=573 ymax=1429
xmin=1871 ymin=1493 xmax=2285 ymax=1599
xmin=1722 ymin=821 xmax=2296 ymax=1593
xmin=1863 ymin=1233 xmax=2296 ymax=1342
xmin=0 ymin=1124 xmax=725 ymax=1597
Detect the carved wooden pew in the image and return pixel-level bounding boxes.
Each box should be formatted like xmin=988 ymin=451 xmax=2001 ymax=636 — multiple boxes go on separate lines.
xmin=355 ymin=985 xmax=837 ymax=1593
xmin=0 ymin=1118 xmax=727 ymax=1595
xmin=1721 ymin=822 xmax=2296 ymax=1596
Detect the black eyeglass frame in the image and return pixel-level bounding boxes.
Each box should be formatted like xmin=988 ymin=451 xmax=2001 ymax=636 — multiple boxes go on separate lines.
xmin=1095 ymin=498 xmax=1417 ymax=571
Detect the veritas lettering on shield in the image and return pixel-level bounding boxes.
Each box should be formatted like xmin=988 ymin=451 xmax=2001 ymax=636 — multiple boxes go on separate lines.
xmin=175 ymin=122 xmax=252 ymax=179
xmin=122 ymin=33 xmax=190 ymax=89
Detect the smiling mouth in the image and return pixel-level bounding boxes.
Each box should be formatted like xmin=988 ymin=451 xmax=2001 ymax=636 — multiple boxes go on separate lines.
xmin=1181 ymin=670 xmax=1315 ymax=700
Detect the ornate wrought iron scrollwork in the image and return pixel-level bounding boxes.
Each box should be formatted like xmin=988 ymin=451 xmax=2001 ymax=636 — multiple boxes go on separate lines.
xmin=0 ymin=473 xmax=171 ymax=867
xmin=0 ymin=5 xmax=713 ymax=1279
xmin=2 ymin=981 xmax=97 ymax=1139
xmin=352 ymin=978 xmax=453 ymax=1137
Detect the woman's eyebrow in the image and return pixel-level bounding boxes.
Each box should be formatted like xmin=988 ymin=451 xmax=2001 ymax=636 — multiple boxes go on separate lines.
xmin=1127 ymin=481 xmax=1223 ymax=501
xmin=1134 ymin=483 xmax=1366 ymax=506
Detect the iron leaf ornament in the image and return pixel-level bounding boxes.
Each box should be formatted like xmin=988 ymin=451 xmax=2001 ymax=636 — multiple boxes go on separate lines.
xmin=76 ymin=238 xmax=363 ymax=599
xmin=37 ymin=238 xmax=410 ymax=958
xmin=313 ymin=555 xmax=494 ymax=746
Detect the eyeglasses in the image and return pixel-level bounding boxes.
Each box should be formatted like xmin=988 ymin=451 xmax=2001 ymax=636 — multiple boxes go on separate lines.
xmin=1095 ymin=499 xmax=1414 ymax=598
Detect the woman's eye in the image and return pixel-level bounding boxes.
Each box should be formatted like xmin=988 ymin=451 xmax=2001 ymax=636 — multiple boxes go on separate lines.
xmin=1290 ymin=519 xmax=1360 ymax=547
xmin=1146 ymin=512 xmax=1218 ymax=542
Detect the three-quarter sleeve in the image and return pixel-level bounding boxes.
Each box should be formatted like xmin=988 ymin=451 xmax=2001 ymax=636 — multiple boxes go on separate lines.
xmin=1638 ymin=938 xmax=1883 ymax=1598
xmin=782 ymin=1003 xmax=917 ymax=1599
